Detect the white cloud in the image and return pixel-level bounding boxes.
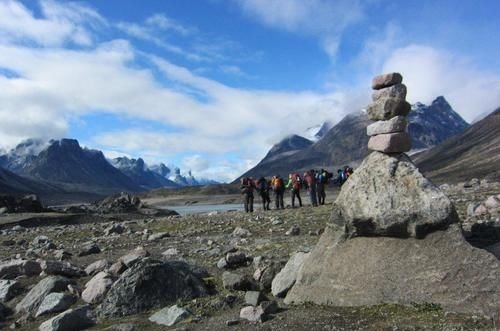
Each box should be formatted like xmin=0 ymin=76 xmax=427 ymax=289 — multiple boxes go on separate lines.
xmin=235 ymin=0 xmax=364 ymax=57
xmin=145 ymin=13 xmax=193 ymax=35
xmin=183 ymin=155 xmax=209 ymax=172
xmin=381 ymin=45 xmax=500 ymax=122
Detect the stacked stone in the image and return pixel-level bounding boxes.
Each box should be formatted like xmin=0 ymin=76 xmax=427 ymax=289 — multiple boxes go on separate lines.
xmin=366 ymin=72 xmax=411 ymax=153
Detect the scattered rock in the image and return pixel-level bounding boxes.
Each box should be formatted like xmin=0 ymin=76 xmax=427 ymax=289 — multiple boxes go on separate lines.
xmin=244 ymin=291 xmax=264 ymax=307
xmin=53 ymin=250 xmax=72 ymax=261
xmin=239 ymin=306 xmax=265 ymax=323
xmin=485 ymin=242 xmax=500 ymax=260
xmin=97 ymin=193 xmax=142 ymax=214
xmin=161 ymin=248 xmax=179 ymax=258
xmin=35 ymin=292 xmax=77 ymax=317
xmin=82 ymin=272 xmax=114 ymax=304
xmin=31 ymin=235 xmax=56 ymax=249
xmin=253 ymin=262 xmax=283 ymax=291
xmin=119 ymin=246 xmax=149 ymax=267
xmin=260 ymin=300 xmax=279 ymax=315
xmin=222 ymin=272 xmax=255 ymax=291
xmin=232 ymin=227 xmax=252 ymax=237
xmin=103 ymin=323 xmax=137 ymax=331
xmin=271 ymin=252 xmax=310 ymax=298
xmin=0 ymin=259 xmax=42 ymax=279
xmin=0 ymin=279 xmax=20 ymax=302
xmin=39 ymin=260 xmax=85 ymax=278
xmin=98 ymin=259 xmax=207 ymax=317
xmin=225 ymin=252 xmax=248 ymax=267
xmin=15 ymin=276 xmax=72 ymax=315
xmin=38 ymin=305 xmax=96 ymax=331
xmin=78 ymin=242 xmax=101 ymax=257
xmin=108 ymin=260 xmax=127 ymax=276
xmin=148 ymin=305 xmax=191 ymax=327
xmin=84 ymin=259 xmax=109 ymax=276
xmin=104 ymin=223 xmax=126 ymax=236
xmin=285 ymin=225 xmax=300 ymax=236
xmin=147 ymin=232 xmax=170 ymax=242
xmin=225 ymin=319 xmax=240 ymax=326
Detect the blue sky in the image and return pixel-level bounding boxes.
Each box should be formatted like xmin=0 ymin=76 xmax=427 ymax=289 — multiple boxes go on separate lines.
xmin=0 ymin=0 xmax=499 ymax=182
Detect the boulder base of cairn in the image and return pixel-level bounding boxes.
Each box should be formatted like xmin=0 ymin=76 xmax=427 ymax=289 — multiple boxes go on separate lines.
xmin=372 ymin=72 xmax=403 ymax=90
xmin=284 ymin=225 xmax=500 ymax=318
xmin=332 ymin=152 xmax=457 ymax=238
xmin=368 ymin=132 xmax=411 ymax=153
xmin=366 ymin=116 xmax=407 ymax=136
xmin=366 ymin=97 xmax=411 ymax=121
xmin=372 ymin=83 xmax=407 ymax=101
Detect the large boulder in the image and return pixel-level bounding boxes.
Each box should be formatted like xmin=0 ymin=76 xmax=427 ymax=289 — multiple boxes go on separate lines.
xmin=81 ymin=272 xmax=114 ymax=304
xmin=38 ymin=305 xmax=96 ymax=331
xmin=97 ymin=258 xmax=208 ymax=317
xmin=16 ymin=276 xmax=72 ymax=315
xmin=285 ymin=225 xmax=500 ymax=318
xmin=35 ymin=292 xmax=77 ymax=317
xmin=271 ymin=252 xmax=310 ymax=298
xmin=332 ymin=152 xmax=458 ymax=238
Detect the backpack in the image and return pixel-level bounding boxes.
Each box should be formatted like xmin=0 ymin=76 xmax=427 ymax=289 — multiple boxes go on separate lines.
xmin=291 ymin=173 xmax=301 ymax=190
xmin=273 ymin=177 xmax=283 ymax=190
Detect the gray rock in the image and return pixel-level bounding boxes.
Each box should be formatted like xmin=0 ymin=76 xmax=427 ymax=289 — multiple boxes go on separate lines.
xmin=148 ymin=305 xmax=191 ymax=327
xmin=147 ymin=232 xmax=170 ymax=242
xmin=226 ymin=319 xmax=240 ymax=326
xmin=82 ymin=272 xmax=113 ymax=304
xmin=216 ymin=257 xmax=228 ymax=269
xmin=260 ymin=300 xmax=279 ymax=315
xmin=485 ymin=242 xmax=500 ymax=260
xmin=271 ymin=252 xmax=310 ymax=298
xmin=32 ymin=235 xmax=55 ymax=249
xmin=372 ymin=83 xmax=407 ymax=101
xmin=84 ymin=259 xmax=109 ymax=276
xmin=104 ymin=224 xmax=126 ymax=236
xmin=225 ymin=252 xmax=248 ymax=267
xmin=285 ymin=225 xmax=500 ymax=318
xmin=0 ymin=259 xmax=42 ymax=279
xmin=366 ymin=116 xmax=407 ymax=136
xmin=0 ymin=279 xmax=21 ymax=302
xmin=0 ymin=207 xmax=7 ymax=215
xmin=0 ymin=302 xmax=10 ymax=321
xmin=35 ymin=292 xmax=77 ymax=317
xmin=372 ymin=72 xmax=403 ymax=90
xmin=97 ymin=258 xmax=207 ymax=317
xmin=78 ymin=242 xmax=100 ymax=257
xmin=39 ymin=260 xmax=85 ymax=278
xmin=239 ymin=306 xmax=264 ymax=323
xmin=285 ymin=225 xmax=300 ymax=236
xmin=162 ymin=248 xmax=179 ymax=258
xmin=366 ymin=97 xmax=411 ymax=121
xmin=53 ymin=250 xmax=72 ymax=261
xmin=119 ymin=246 xmax=149 ymax=267
xmin=16 ymin=276 xmax=72 ymax=315
xmin=253 ymin=262 xmax=283 ymax=290
xmin=232 ymin=227 xmax=252 ymax=237
xmin=222 ymin=272 xmax=255 ymax=291
xmin=332 ymin=152 xmax=458 ymax=238
xmin=244 ymin=291 xmax=264 ymax=307
xmin=368 ymin=132 xmax=411 ymax=153
xmin=38 ymin=305 xmax=96 ymax=331
xmin=108 ymin=260 xmax=127 ymax=276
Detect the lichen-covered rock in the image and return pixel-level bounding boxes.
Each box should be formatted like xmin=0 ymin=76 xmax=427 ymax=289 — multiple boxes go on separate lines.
xmin=35 ymin=292 xmax=76 ymax=317
xmin=15 ymin=276 xmax=72 ymax=315
xmin=0 ymin=259 xmax=41 ymax=279
xmin=332 ymin=152 xmax=458 ymax=238
xmin=38 ymin=305 xmax=95 ymax=331
xmin=285 ymin=225 xmax=500 ymax=318
xmin=97 ymin=258 xmax=207 ymax=317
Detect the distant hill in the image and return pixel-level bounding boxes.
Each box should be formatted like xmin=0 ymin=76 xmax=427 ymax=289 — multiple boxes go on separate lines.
xmin=239 ymin=96 xmax=469 ymax=180
xmin=413 ymin=107 xmax=500 ymax=183
xmin=0 ymin=166 xmax=60 ymax=195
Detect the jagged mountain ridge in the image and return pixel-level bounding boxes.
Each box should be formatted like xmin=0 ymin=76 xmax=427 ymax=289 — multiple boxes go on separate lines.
xmin=239 ymin=96 xmax=469 ymax=180
xmin=413 ymin=107 xmax=500 ymax=183
xmin=111 ymin=157 xmax=179 ymax=190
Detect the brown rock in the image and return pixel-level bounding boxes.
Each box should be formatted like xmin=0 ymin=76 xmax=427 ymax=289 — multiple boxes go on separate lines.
xmin=372 ymin=72 xmax=403 ymax=90
xmin=368 ymin=132 xmax=411 ymax=153
xmin=366 ymin=97 xmax=411 ymax=121
xmin=372 ymin=83 xmax=407 ymax=101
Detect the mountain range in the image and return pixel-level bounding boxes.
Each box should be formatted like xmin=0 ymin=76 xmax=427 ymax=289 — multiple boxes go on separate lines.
xmin=0 ymin=139 xmax=217 ymax=198
xmin=240 ymin=96 xmax=470 ymax=179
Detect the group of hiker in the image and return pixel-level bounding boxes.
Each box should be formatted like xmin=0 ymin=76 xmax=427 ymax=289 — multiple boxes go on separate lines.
xmin=239 ymin=166 xmax=354 ymax=213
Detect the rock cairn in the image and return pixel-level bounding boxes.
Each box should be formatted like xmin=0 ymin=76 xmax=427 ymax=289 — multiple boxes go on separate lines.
xmin=283 ymin=73 xmax=500 ymax=318
xmin=367 ymin=72 xmax=411 ymax=153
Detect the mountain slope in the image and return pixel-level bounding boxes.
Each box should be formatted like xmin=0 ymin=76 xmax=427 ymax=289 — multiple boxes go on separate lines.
xmin=413 ymin=107 xmax=500 ymax=183
xmin=0 ymin=166 xmax=61 ymax=195
xmin=239 ymin=96 xmax=469 ymax=180
xmin=112 ymin=157 xmax=178 ymax=190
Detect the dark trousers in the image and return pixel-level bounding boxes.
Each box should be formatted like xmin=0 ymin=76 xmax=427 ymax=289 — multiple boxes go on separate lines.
xmin=274 ymin=190 xmax=284 ymax=209
xmin=243 ymin=194 xmax=254 ymax=212
xmin=309 ymin=188 xmax=318 ymax=206
xmin=260 ymin=192 xmax=271 ymax=210
xmin=317 ymin=183 xmax=326 ymax=205
xmin=291 ymin=189 xmax=302 ymax=207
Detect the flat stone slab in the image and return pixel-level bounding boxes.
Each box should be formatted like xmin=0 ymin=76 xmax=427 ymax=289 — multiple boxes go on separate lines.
xmin=372 ymin=72 xmax=403 ymax=90
xmin=271 ymin=252 xmax=310 ymax=298
xmin=368 ymin=132 xmax=411 ymax=153
xmin=149 ymin=305 xmax=191 ymax=327
xmin=372 ymin=83 xmax=407 ymax=101
xmin=285 ymin=225 xmax=500 ymax=318
xmin=367 ymin=97 xmax=411 ymax=121
xmin=367 ymin=116 xmax=407 ymax=136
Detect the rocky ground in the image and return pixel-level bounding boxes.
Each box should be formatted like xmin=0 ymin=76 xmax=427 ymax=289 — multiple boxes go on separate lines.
xmin=0 ymin=180 xmax=499 ymax=331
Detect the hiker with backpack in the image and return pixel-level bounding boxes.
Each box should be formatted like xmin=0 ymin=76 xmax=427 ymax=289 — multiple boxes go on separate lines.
xmin=240 ymin=177 xmax=255 ymax=213
xmin=285 ymin=173 xmax=303 ymax=208
xmin=256 ymin=176 xmax=271 ymax=211
xmin=316 ymin=168 xmax=330 ymax=205
xmin=303 ymin=170 xmax=318 ymax=207
xmin=271 ymin=175 xmax=285 ymax=209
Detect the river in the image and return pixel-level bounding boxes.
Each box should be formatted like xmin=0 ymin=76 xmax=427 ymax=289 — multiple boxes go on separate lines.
xmin=159 ymin=203 xmax=244 ymax=216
